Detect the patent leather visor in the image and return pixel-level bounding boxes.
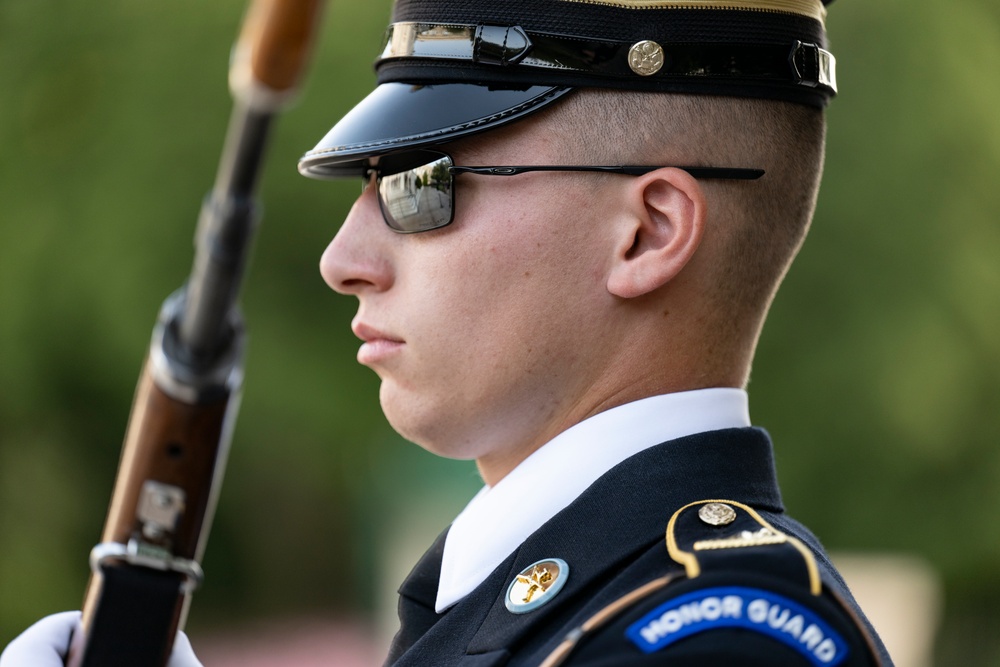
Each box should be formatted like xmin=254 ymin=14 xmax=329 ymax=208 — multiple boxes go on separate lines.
xmin=298 ymin=82 xmax=573 ymax=180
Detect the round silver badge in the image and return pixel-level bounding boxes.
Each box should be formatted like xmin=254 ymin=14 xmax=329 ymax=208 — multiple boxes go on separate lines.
xmin=628 ymin=40 xmax=665 ymax=76
xmin=698 ymin=502 xmax=737 ymax=526
xmin=505 ymin=558 xmax=569 ymax=614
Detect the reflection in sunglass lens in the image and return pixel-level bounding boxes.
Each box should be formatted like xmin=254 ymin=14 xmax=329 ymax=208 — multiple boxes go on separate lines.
xmin=377 ymin=155 xmax=455 ymax=233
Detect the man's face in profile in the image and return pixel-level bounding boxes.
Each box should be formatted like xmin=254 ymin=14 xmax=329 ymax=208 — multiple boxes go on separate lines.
xmin=319 ymin=119 xmax=624 ymax=480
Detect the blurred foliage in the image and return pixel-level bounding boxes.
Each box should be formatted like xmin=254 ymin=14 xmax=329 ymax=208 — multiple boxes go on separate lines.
xmin=0 ymin=0 xmax=998 ymax=664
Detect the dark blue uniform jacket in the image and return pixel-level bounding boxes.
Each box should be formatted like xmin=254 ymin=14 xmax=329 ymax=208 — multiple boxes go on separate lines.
xmin=386 ymin=428 xmax=893 ymax=667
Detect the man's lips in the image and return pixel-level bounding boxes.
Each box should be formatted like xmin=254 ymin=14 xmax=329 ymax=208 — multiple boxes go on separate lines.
xmin=352 ymin=321 xmax=404 ymax=364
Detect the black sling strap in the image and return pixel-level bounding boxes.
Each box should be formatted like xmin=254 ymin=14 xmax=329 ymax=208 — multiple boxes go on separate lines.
xmin=80 ymin=564 xmax=186 ymax=667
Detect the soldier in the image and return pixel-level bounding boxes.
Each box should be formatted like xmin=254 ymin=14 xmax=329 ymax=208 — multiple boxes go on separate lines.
xmin=3 ymin=0 xmax=894 ymax=665
xmin=298 ymin=0 xmax=892 ymax=664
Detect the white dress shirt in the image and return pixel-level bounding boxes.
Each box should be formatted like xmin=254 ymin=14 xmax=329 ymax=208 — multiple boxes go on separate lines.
xmin=435 ymin=387 xmax=751 ymax=612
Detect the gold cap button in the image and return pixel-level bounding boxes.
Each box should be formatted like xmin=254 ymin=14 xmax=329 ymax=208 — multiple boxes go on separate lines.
xmin=698 ymin=502 xmax=737 ymax=526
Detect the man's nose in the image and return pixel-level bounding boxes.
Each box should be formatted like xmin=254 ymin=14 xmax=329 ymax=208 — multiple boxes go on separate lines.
xmin=320 ymin=186 xmax=395 ymax=296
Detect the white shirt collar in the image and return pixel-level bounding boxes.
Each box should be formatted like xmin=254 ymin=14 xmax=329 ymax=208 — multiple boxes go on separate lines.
xmin=435 ymin=387 xmax=751 ymax=612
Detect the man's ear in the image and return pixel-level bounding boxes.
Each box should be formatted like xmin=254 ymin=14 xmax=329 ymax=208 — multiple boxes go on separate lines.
xmin=606 ymin=167 xmax=707 ymax=299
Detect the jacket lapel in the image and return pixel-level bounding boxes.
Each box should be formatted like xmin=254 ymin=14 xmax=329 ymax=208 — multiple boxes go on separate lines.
xmin=385 ymin=528 xmax=449 ymax=663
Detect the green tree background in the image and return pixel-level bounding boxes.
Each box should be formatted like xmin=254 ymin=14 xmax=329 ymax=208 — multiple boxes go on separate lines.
xmin=1 ymin=1 xmax=998 ymax=664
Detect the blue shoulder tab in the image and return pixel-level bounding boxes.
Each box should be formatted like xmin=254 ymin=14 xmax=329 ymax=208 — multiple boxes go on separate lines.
xmin=625 ymin=586 xmax=849 ymax=666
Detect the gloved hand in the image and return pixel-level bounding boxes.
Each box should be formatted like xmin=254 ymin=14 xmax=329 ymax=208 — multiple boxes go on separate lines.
xmin=0 ymin=612 xmax=204 ymax=667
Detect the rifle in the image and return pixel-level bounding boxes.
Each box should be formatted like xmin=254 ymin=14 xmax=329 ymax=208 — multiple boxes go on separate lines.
xmin=67 ymin=1 xmax=324 ymax=664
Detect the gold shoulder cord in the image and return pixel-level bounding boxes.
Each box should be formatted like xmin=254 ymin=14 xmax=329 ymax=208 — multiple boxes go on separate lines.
xmin=538 ymin=573 xmax=682 ymax=667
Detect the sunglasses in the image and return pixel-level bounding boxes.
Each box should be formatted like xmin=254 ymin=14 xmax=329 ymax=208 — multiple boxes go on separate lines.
xmin=366 ymin=149 xmax=765 ymax=233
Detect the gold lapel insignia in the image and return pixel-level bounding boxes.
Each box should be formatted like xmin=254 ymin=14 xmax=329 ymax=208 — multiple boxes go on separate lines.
xmin=506 ymin=558 xmax=570 ymax=614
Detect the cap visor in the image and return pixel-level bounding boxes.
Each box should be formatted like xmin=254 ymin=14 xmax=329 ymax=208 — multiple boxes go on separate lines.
xmin=299 ymin=82 xmax=572 ymax=179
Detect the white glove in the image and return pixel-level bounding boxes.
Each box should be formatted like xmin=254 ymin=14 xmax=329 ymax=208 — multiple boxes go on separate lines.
xmin=1 ymin=612 xmax=79 ymax=667
xmin=0 ymin=611 xmax=204 ymax=667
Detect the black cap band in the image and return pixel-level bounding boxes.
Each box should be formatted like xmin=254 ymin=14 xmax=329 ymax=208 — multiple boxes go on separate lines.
xmin=378 ymin=23 xmax=836 ymax=102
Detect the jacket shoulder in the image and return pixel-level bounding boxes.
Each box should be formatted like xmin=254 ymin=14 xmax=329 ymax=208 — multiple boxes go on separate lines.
xmin=538 ymin=500 xmax=888 ymax=667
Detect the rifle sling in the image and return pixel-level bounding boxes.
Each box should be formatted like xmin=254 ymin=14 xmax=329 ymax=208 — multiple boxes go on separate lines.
xmin=82 ymin=563 xmax=185 ymax=667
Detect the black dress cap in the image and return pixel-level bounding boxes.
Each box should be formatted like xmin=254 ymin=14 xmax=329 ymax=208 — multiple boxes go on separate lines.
xmin=300 ymin=0 xmax=837 ymax=179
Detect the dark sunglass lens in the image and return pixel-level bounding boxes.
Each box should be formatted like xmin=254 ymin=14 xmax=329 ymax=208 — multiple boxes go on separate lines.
xmin=378 ymin=154 xmax=454 ymax=232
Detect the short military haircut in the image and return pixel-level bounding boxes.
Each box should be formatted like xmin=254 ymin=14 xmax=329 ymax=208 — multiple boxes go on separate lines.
xmin=546 ymin=89 xmax=826 ymax=331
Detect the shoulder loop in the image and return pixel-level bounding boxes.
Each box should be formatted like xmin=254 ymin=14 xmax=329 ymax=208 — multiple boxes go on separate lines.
xmin=666 ymin=499 xmax=822 ymax=596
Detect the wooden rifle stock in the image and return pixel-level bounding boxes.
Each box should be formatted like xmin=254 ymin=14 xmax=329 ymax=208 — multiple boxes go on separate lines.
xmin=68 ymin=1 xmax=324 ymax=665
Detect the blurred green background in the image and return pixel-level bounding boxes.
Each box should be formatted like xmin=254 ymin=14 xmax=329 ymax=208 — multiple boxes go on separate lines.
xmin=1 ymin=0 xmax=998 ymax=664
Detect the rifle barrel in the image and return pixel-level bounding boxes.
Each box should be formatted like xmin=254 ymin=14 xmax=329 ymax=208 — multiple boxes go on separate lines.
xmin=69 ymin=2 xmax=325 ymax=664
